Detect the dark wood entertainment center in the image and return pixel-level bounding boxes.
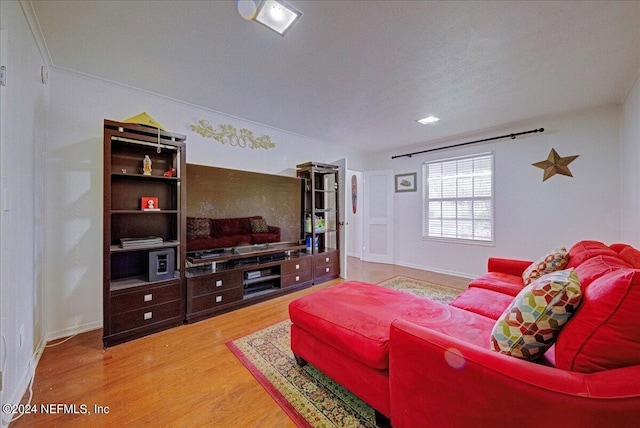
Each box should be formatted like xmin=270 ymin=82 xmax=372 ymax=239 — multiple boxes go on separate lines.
xmin=103 ymin=120 xmax=341 ymax=346
xmin=185 ymin=242 xmax=314 ymax=323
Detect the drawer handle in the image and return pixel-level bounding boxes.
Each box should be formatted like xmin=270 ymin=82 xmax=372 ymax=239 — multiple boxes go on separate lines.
xmin=325 ymin=257 xmax=330 ymax=262
xmin=295 ymin=264 xmax=300 ymax=270
xmin=216 ymin=295 xmax=223 ymax=303
xmin=216 ymin=280 xmax=223 ymax=287
xmin=144 ymin=293 xmax=153 ymax=302
xmin=144 ymin=311 xmax=153 ymax=320
xmin=325 ymin=267 xmax=330 ymax=273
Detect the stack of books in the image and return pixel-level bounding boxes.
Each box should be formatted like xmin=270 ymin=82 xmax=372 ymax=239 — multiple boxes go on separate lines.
xmin=120 ymin=236 xmax=163 ymax=248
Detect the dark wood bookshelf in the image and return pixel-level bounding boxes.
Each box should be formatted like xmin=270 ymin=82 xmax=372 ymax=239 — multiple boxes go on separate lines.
xmin=103 ymin=120 xmax=186 ymax=347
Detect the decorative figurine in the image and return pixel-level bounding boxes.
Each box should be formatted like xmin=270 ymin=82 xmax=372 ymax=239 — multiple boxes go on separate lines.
xmin=143 ymin=155 xmax=152 ymax=175
xmin=163 ymin=167 xmax=176 ymax=177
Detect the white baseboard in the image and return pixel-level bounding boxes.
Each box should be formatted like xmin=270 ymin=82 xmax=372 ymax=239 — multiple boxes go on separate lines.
xmin=45 ymin=320 xmax=102 ymax=342
xmin=393 ymin=260 xmax=476 ymax=280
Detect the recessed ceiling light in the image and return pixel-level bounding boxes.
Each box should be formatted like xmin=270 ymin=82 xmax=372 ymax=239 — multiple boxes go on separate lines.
xmin=255 ymin=0 xmax=302 ymax=36
xmin=417 ymin=115 xmax=440 ymax=125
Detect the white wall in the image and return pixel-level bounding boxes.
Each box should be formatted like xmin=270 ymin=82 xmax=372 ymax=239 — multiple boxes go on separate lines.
xmin=43 ymin=67 xmax=363 ymax=340
xmin=621 ymin=72 xmax=640 ymax=244
xmin=365 ymin=105 xmax=624 ymax=278
xmin=0 ymin=1 xmax=46 ymax=423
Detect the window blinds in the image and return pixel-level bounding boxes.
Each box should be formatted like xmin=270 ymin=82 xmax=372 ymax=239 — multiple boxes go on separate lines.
xmin=423 ymin=153 xmax=493 ymax=242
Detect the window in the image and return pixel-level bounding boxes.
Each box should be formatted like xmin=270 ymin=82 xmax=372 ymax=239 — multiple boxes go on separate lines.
xmin=423 ymin=153 xmax=494 ymax=243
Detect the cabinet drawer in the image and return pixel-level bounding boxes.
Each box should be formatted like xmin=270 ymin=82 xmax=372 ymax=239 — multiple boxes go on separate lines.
xmin=314 ymin=252 xmax=339 ymax=268
xmin=190 ymin=287 xmax=243 ymax=313
xmin=188 ymin=270 xmax=243 ymax=297
xmin=314 ymin=262 xmax=339 ymax=279
xmin=281 ymin=270 xmax=313 ymax=288
xmin=281 ymin=257 xmax=312 ymax=276
xmin=111 ymin=282 xmax=181 ymax=315
xmin=314 ymin=252 xmax=340 ymax=279
xmin=111 ymin=299 xmax=182 ymax=333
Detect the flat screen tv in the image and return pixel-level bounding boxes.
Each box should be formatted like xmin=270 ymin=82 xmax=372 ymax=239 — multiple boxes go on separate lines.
xmin=186 ymin=164 xmax=303 ymax=253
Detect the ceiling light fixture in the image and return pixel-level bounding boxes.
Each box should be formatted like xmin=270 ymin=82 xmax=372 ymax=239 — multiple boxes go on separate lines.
xmin=254 ymin=0 xmax=302 ymax=36
xmin=417 ymin=115 xmax=441 ymax=125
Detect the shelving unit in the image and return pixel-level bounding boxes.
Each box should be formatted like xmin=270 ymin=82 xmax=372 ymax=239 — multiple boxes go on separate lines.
xmin=296 ymin=162 xmax=341 ymax=283
xmin=103 ymin=120 xmax=186 ymax=347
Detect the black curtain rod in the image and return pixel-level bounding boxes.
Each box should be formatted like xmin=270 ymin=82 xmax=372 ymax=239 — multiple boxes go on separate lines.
xmin=392 ymin=127 xmax=545 ymax=159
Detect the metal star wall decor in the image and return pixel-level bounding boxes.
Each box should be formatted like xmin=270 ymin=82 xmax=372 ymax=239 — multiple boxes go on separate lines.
xmin=532 ymin=148 xmax=579 ymax=182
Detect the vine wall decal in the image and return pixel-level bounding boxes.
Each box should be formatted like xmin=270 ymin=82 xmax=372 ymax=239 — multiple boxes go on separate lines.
xmin=190 ymin=120 xmax=276 ymax=150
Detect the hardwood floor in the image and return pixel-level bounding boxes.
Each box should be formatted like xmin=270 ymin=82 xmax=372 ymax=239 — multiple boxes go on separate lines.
xmin=11 ymin=258 xmax=468 ymax=427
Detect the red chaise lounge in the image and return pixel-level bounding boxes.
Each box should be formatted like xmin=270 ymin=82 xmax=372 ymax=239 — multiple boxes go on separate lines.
xmin=288 ymin=240 xmax=640 ymax=427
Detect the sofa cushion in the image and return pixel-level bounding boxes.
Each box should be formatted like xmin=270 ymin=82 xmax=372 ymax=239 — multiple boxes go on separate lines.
xmin=251 ymin=233 xmax=279 ymax=244
xmin=219 ymin=218 xmax=246 ymax=236
xmin=187 ymin=217 xmax=210 ymax=239
xmin=522 ymin=247 xmax=569 ymax=285
xmin=573 ymin=255 xmax=631 ymax=289
xmin=468 ymin=272 xmax=524 ymax=296
xmin=289 ymin=281 xmax=493 ymax=370
xmin=618 ymin=246 xmax=640 ymax=268
xmin=490 ymin=269 xmax=582 ymax=361
xmin=187 ymin=235 xmax=252 ymax=251
xmin=187 ymin=237 xmax=216 ymax=252
xmin=554 ymin=269 xmax=640 ymax=373
xmin=566 ymin=240 xmax=618 ymax=268
xmin=220 ymin=234 xmax=252 ymax=247
xmin=450 ymin=287 xmax=515 ymax=319
xmin=250 ymin=217 xmax=268 ymax=233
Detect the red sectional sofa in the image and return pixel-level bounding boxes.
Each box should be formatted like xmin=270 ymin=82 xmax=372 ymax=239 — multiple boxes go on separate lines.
xmin=186 ymin=216 xmax=280 ymax=251
xmin=289 ymin=240 xmax=640 ymax=427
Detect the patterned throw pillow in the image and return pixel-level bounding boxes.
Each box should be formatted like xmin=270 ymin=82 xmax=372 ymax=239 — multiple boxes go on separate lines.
xmin=250 ymin=218 xmax=268 ymax=233
xmin=490 ymin=269 xmax=582 ymax=361
xmin=187 ymin=217 xmax=210 ymax=239
xmin=522 ymin=247 xmax=569 ymax=285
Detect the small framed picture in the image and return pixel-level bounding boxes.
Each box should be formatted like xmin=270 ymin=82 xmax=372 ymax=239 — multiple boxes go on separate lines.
xmin=395 ymin=173 xmax=417 ymax=192
xmin=141 ymin=196 xmax=160 ymax=211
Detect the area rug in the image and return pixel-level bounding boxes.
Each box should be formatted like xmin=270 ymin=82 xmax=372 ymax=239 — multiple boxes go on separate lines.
xmin=377 ymin=275 xmax=463 ymax=303
xmin=226 ymin=276 xmax=463 ymax=427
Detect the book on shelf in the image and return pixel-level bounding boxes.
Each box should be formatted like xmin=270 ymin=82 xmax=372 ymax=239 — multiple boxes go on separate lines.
xmin=120 ymin=236 xmax=164 ymax=248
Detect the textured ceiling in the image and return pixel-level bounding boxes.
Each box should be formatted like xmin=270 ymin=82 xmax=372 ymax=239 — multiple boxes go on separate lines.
xmin=31 ymin=0 xmax=640 ymax=153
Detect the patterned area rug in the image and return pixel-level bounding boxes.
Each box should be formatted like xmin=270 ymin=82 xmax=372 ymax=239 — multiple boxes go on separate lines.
xmin=377 ymin=275 xmax=463 ymax=303
xmin=227 ymin=276 xmax=464 ymax=427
